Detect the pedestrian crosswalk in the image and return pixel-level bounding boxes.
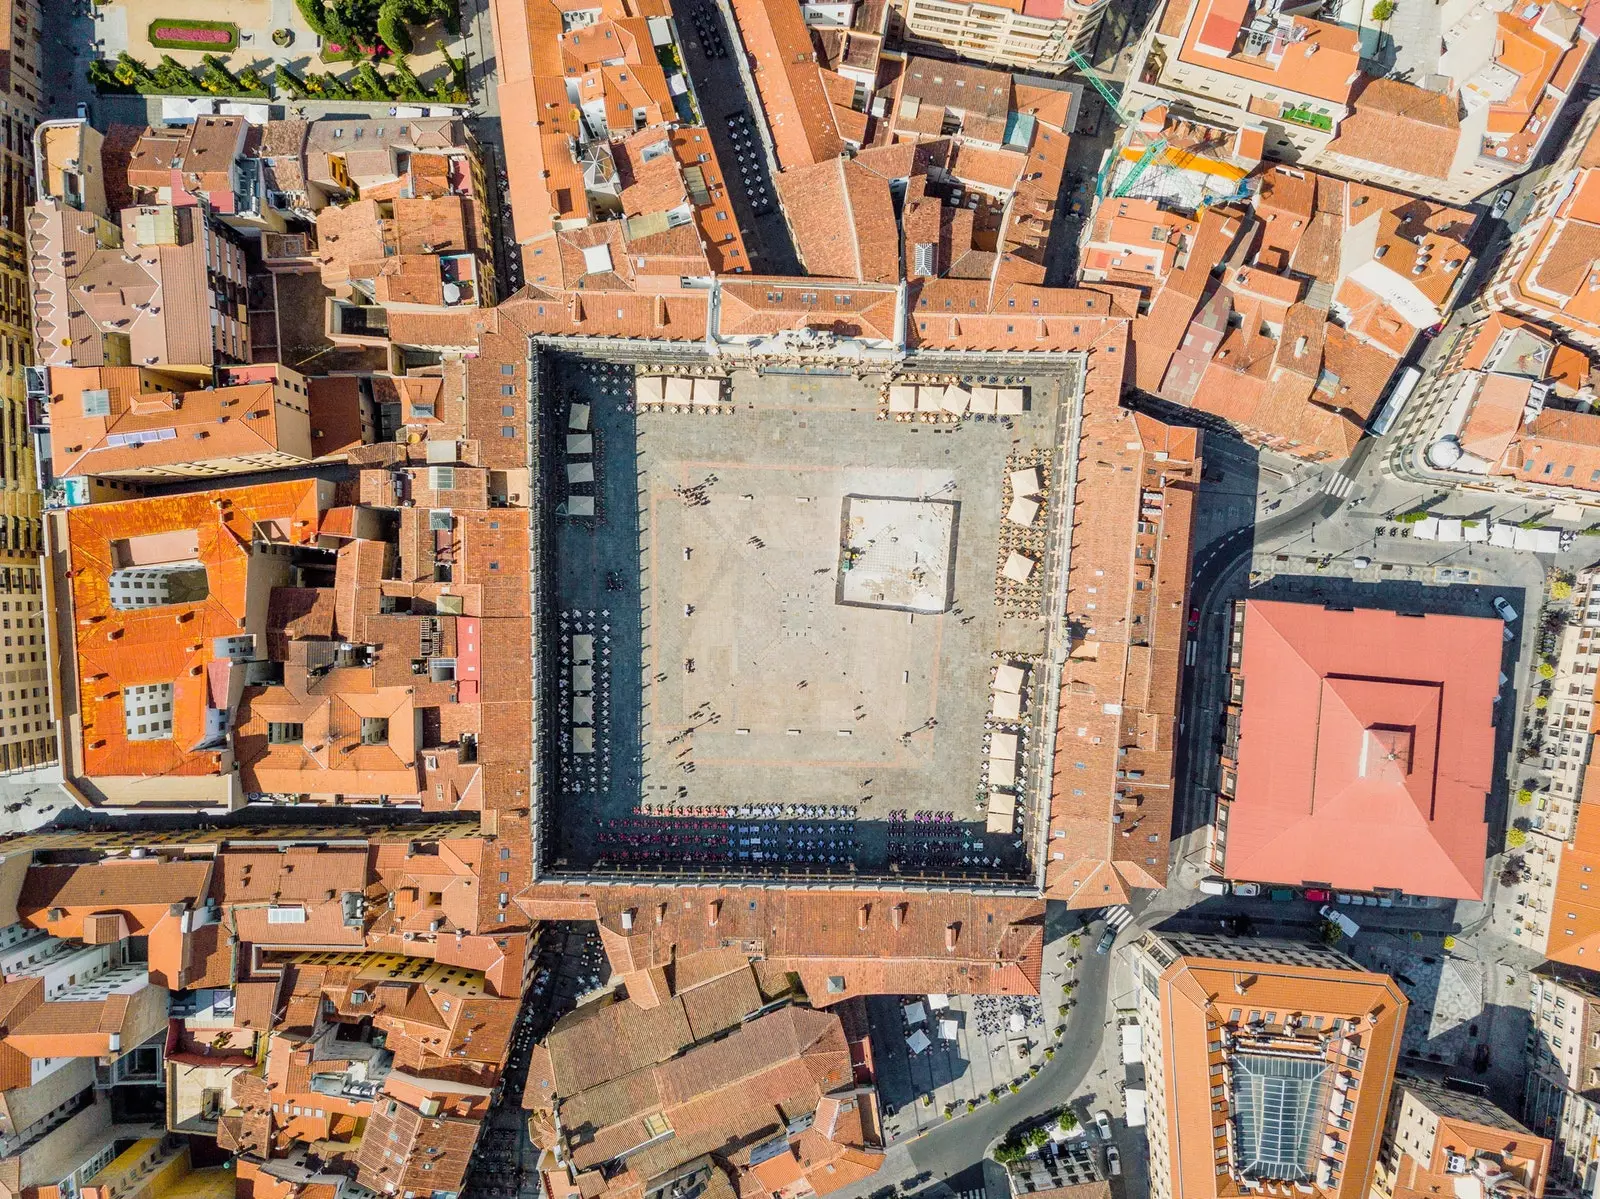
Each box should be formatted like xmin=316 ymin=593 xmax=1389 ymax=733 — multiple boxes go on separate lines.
xmin=1322 ymin=471 xmax=1355 ymax=499
xmin=1104 ymin=905 xmax=1133 ymax=931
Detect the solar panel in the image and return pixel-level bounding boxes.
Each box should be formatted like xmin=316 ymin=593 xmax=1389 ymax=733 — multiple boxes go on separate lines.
xmin=1230 ymin=1053 xmax=1333 ymax=1181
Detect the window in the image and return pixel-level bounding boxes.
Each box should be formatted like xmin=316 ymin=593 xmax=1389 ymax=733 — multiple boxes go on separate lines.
xmin=124 ymin=683 xmax=174 ymax=741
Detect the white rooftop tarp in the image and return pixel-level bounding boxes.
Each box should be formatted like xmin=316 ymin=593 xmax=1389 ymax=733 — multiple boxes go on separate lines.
xmin=992 ymin=690 xmax=1022 ymax=721
xmin=1125 ymin=1088 xmax=1147 ymax=1128
xmin=1007 ymin=496 xmax=1039 ymax=527
xmin=569 ymin=402 xmax=591 ymax=430
xmin=994 ymin=663 xmax=1026 ymax=694
xmin=1010 ymin=467 xmax=1043 ymax=497
xmin=1121 ymin=1024 xmax=1142 ymax=1065
xmin=1003 ymin=551 xmax=1036 ymax=583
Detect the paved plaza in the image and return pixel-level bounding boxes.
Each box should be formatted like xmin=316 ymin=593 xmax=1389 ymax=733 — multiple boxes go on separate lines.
xmin=543 ymin=360 xmax=1078 ymax=878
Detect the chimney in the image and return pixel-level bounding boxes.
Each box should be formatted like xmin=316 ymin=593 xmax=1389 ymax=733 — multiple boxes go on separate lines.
xmin=857 ymin=903 xmax=870 ymax=931
xmin=945 ymin=922 xmax=959 ymax=952
xmin=707 ymin=899 xmax=720 ymax=927
xmin=892 ymin=903 xmax=906 ymax=930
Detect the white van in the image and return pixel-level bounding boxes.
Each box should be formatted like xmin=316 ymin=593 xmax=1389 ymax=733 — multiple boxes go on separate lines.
xmin=1198 ymin=877 xmax=1231 ymax=896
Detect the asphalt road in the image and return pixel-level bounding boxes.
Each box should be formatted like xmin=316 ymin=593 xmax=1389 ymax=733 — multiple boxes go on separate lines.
xmin=831 ymin=914 xmax=1116 ymax=1198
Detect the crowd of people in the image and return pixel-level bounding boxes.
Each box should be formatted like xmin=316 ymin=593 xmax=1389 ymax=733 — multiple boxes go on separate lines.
xmin=595 ymin=815 xmax=860 ymax=869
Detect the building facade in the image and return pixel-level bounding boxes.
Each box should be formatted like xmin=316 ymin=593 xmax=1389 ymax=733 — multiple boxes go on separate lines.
xmin=888 ymin=0 xmax=1108 ymax=69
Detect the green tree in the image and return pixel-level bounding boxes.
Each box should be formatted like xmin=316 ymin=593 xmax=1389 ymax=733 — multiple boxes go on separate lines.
xmin=275 ymin=63 xmax=310 ymax=98
xmin=152 ymin=54 xmax=199 ymax=92
xmin=377 ymin=2 xmax=413 ymax=54
xmin=1058 ymin=1110 xmax=1078 ymax=1134
xmin=88 ymin=59 xmax=125 ymax=91
xmin=351 ymin=60 xmax=393 ymax=99
xmin=1372 ymin=0 xmax=1396 ymax=18
xmin=1507 ymin=828 xmax=1527 ymax=849
xmin=236 ymin=65 xmax=265 ymax=93
xmin=389 ymin=54 xmax=428 ymax=99
xmin=1517 ymin=786 xmax=1534 ymax=805
xmin=198 ymin=53 xmax=244 ymax=95
xmin=1535 ymin=695 xmax=1550 ymax=710
xmin=296 ymin=0 xmax=330 ymax=35
xmin=115 ymin=50 xmax=155 ymax=86
xmin=1553 ymin=579 xmax=1574 ymax=601
xmin=1539 ymin=661 xmax=1556 ymax=679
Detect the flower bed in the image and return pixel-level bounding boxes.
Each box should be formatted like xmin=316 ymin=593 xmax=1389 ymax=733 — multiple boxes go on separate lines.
xmin=322 ymin=40 xmax=391 ymax=60
xmin=147 ymin=19 xmax=239 ymax=50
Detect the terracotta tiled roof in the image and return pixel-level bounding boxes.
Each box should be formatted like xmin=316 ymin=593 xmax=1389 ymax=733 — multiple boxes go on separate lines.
xmin=1326 ymin=79 xmax=1461 ymax=180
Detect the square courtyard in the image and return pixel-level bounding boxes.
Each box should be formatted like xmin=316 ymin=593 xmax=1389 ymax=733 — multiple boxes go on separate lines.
xmin=541 ymin=359 xmax=1079 ymax=881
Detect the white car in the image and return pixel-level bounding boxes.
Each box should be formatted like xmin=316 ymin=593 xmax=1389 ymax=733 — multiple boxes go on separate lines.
xmin=1492 ymin=189 xmax=1515 ymax=219
xmin=1094 ymin=1110 xmax=1113 ymax=1141
xmin=1232 ymin=882 xmax=1262 ymax=897
xmin=1493 ymin=596 xmax=1519 ymax=622
xmin=1106 ymin=1146 xmax=1122 ymax=1177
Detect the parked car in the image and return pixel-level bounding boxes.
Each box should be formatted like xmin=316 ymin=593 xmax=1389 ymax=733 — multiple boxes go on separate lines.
xmin=1095 ymin=927 xmax=1116 ymax=954
xmin=1492 ymin=188 xmax=1515 ymax=219
xmin=1494 ymin=596 xmax=1519 ymax=621
xmin=1094 ymin=1111 xmax=1113 ymax=1141
xmin=1198 ymin=877 xmax=1231 ymax=896
xmin=1105 ymin=1147 xmax=1121 ymax=1177
xmin=1268 ymin=888 xmax=1296 ymax=902
xmin=1302 ymin=888 xmax=1331 ymax=902
xmin=1232 ymin=882 xmax=1262 ymax=897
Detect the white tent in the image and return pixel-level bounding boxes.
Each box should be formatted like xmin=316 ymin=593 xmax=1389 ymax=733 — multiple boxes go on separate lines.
xmin=907 ymin=1028 xmax=931 ymax=1054
xmin=1464 ymin=521 xmax=1489 ymax=542
xmin=888 ymin=385 xmax=917 ymax=413
xmin=1125 ymin=1088 xmax=1147 ymax=1128
xmin=994 ymin=664 xmax=1026 ymax=694
xmin=569 ymin=402 xmax=592 ymax=430
xmin=1489 ymin=522 xmax=1518 ymax=548
xmin=566 ymin=434 xmax=594 ymax=455
xmin=989 ymin=757 xmax=1017 ymax=787
xmin=572 ymin=635 xmax=595 ymax=662
xmin=1002 ymin=552 xmax=1036 ymax=583
xmin=572 ymin=664 xmax=594 ymax=691
xmin=989 ymin=732 xmax=1018 ymax=759
xmin=573 ymin=727 xmax=595 ymax=754
xmin=928 ymin=994 xmax=950 ymax=1010
xmin=991 ymin=690 xmax=1022 ymax=721
xmin=666 ymin=376 xmax=694 ymax=405
xmin=1121 ymin=1023 xmax=1142 ymax=1065
xmin=1007 ymin=496 xmax=1039 ymax=527
xmin=1008 ymin=1012 xmax=1026 ymax=1033
xmin=692 ymin=377 xmax=722 ymax=405
xmin=567 ymin=462 xmax=595 ymax=484
xmin=1010 ymin=467 xmax=1043 ymax=497
xmin=1515 ymin=526 xmax=1562 ymax=553
xmin=939 ymin=1018 xmax=959 ymax=1041
xmin=905 ymin=1001 xmax=927 ymax=1024
xmin=970 ymin=387 xmax=997 ymax=414
xmin=564 ymin=496 xmax=596 ymax=517
xmin=915 ymin=386 xmax=942 ymax=412
xmin=996 ymin=388 xmax=1026 ymax=414
xmin=572 ymin=696 xmax=594 ymax=724
xmin=1435 ymin=517 xmax=1464 ymax=542
xmin=635 ymin=377 xmax=664 ymax=404
xmin=941 ymin=383 xmax=971 ymax=415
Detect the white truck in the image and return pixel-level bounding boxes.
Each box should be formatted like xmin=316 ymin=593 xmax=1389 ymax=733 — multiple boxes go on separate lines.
xmin=1320 ymin=905 xmax=1360 ymax=939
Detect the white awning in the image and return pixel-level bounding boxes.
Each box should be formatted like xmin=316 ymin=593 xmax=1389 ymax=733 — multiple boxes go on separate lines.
xmin=994 ymin=663 xmax=1026 ymax=694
